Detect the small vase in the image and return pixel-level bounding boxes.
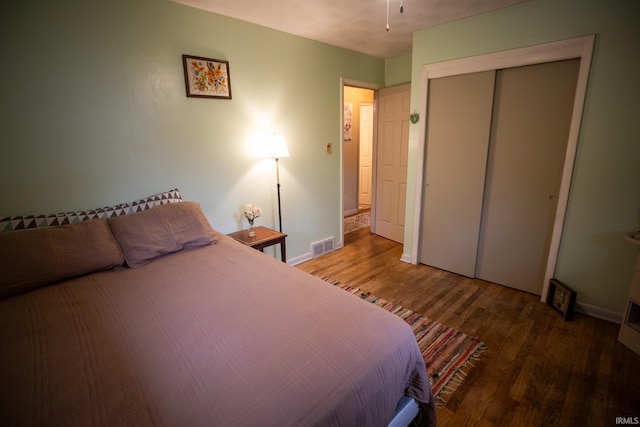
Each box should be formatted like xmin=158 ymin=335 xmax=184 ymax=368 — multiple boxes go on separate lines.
xmin=248 ymin=223 xmax=256 ymax=237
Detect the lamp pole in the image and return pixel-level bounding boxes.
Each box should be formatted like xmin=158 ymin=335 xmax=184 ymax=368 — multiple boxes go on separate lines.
xmin=266 ymin=132 xmax=288 ymax=233
xmin=275 ymin=157 xmax=283 ymax=232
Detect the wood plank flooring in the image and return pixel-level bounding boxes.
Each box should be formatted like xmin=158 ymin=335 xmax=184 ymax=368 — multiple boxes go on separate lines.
xmin=296 ymin=228 xmax=640 ymax=427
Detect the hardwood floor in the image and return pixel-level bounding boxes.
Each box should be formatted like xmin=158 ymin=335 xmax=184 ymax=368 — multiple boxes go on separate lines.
xmin=296 ymin=228 xmax=640 ymax=427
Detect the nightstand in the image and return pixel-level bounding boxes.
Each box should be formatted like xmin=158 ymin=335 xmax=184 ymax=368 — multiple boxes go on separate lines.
xmin=227 ymin=226 xmax=287 ymax=263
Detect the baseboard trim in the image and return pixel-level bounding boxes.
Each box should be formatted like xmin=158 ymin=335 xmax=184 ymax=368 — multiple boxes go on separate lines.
xmin=400 ymin=253 xmax=413 ymax=264
xmin=288 ymin=241 xmax=344 ymax=267
xmin=575 ymin=302 xmax=623 ymax=324
xmin=287 ymin=252 xmax=312 ymax=266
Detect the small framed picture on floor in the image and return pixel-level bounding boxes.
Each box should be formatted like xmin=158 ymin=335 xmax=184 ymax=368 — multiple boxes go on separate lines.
xmin=546 ymin=279 xmax=577 ymax=321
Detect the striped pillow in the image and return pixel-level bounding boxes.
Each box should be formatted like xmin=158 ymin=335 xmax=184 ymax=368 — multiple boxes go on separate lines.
xmin=0 ymin=188 xmax=182 ymax=233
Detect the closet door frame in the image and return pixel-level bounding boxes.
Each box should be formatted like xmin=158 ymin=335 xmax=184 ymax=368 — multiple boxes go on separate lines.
xmin=411 ymin=35 xmax=595 ymax=302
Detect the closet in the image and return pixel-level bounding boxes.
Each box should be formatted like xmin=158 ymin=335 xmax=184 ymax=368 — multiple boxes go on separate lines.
xmin=419 ymin=59 xmax=580 ymax=295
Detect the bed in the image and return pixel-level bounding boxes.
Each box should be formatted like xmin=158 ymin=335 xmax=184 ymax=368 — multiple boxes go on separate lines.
xmin=0 ymin=191 xmax=435 ymax=426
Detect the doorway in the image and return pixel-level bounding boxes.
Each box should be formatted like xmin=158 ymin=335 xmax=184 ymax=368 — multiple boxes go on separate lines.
xmin=341 ymin=82 xmax=412 ymax=244
xmin=343 ymin=85 xmax=375 ymax=239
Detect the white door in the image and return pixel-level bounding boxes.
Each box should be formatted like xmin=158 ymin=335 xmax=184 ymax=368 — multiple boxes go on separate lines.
xmin=375 ymin=84 xmax=410 ymax=243
xmin=418 ymin=71 xmax=496 ymax=277
xmin=359 ymin=104 xmax=373 ymax=207
xmin=475 ymin=59 xmax=580 ymax=294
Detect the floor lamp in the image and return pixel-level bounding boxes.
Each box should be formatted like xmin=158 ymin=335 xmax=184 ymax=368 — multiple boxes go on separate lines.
xmin=265 ymin=133 xmax=289 ymax=232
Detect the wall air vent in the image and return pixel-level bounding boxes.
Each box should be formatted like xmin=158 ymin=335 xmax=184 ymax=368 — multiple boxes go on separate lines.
xmin=311 ymin=237 xmax=335 ymax=258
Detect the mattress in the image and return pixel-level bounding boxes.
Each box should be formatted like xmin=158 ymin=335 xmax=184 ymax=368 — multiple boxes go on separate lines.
xmin=0 ymin=228 xmax=434 ymax=426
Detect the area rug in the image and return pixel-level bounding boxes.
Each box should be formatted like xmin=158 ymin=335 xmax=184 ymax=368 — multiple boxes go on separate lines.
xmin=344 ymin=210 xmax=370 ymax=233
xmin=320 ymin=276 xmax=485 ymax=405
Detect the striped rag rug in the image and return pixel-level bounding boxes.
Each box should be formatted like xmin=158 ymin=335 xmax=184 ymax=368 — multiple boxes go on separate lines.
xmin=320 ymin=277 xmax=486 ymax=405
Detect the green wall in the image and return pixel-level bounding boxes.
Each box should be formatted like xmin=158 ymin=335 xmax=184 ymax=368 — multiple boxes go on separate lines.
xmin=385 ymin=54 xmax=412 ymax=87
xmin=405 ymin=0 xmax=640 ymax=315
xmin=0 ymin=0 xmax=384 ymax=261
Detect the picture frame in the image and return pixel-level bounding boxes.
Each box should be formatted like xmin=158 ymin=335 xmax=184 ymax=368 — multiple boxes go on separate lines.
xmin=343 ymin=103 xmax=352 ymax=140
xmin=182 ymin=55 xmax=232 ymax=99
xmin=546 ymin=279 xmax=577 ymax=321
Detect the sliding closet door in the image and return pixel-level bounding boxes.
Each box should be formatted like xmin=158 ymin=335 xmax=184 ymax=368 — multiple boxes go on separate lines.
xmin=475 ymin=59 xmax=580 ymax=294
xmin=418 ymin=71 xmax=496 ymax=277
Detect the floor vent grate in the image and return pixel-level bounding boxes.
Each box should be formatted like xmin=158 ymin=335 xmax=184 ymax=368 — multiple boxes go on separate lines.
xmin=311 ymin=237 xmax=335 ymax=258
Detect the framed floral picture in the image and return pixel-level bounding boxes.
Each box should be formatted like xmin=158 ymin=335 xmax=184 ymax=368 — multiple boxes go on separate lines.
xmin=182 ymin=55 xmax=232 ymax=99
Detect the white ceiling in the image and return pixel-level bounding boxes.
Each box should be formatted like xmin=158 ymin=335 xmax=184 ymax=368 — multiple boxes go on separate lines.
xmin=170 ymin=0 xmax=530 ymax=59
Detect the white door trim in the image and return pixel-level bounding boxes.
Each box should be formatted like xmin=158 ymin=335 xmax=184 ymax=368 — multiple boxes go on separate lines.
xmin=410 ymin=35 xmax=595 ymax=302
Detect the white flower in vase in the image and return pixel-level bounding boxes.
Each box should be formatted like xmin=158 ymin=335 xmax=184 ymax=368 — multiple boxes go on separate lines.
xmin=243 ymin=204 xmax=262 ymax=236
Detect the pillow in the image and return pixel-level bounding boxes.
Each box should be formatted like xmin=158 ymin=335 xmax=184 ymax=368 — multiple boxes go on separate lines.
xmin=107 ymin=201 xmax=217 ymax=268
xmin=0 ymin=219 xmax=125 ymax=300
xmin=0 ymin=188 xmax=182 ymax=233
xmin=128 ymin=188 xmax=183 ymax=212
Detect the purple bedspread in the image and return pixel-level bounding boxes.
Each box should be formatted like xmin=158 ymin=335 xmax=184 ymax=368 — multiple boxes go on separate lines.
xmin=0 ymin=233 xmax=434 ymax=426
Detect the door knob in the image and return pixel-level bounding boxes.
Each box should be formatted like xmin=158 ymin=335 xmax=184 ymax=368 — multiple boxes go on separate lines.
xmin=549 ymin=195 xmax=556 ymax=201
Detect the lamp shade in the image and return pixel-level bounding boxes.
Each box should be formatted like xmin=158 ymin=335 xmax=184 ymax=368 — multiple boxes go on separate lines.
xmin=265 ymin=133 xmax=289 ymax=159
